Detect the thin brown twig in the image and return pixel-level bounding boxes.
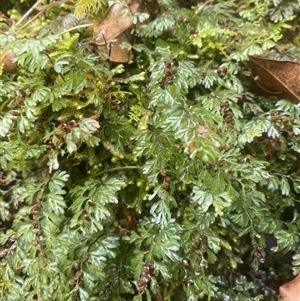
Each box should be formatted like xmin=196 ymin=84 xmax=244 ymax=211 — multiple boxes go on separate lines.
xmin=195 ymin=0 xmax=214 ymax=15
xmin=63 ymin=23 xmax=94 ymax=33
xmin=155 ymin=288 xmax=164 ymax=301
xmin=35 ymin=0 xmax=72 ymax=11
xmin=15 ymin=0 xmax=44 ymax=27
xmin=18 ymin=9 xmax=45 ymax=31
xmin=16 ymin=0 xmax=72 ymax=31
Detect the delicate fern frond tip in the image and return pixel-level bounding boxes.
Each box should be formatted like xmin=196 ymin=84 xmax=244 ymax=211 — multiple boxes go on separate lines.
xmin=74 ymin=0 xmax=108 ymax=19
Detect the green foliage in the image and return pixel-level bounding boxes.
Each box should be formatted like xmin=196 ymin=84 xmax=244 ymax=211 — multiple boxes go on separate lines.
xmin=74 ymin=0 xmax=108 ymax=20
xmin=0 ymin=0 xmax=300 ymax=300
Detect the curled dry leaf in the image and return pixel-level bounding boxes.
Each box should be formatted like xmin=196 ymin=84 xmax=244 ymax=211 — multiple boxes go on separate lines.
xmin=279 ymin=273 xmax=300 ymax=301
xmin=93 ymin=0 xmax=138 ymax=45
xmin=249 ymin=55 xmax=300 ymax=103
xmin=92 ymin=0 xmax=158 ymax=62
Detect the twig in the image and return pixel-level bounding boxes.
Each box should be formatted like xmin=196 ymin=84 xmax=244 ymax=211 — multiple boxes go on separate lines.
xmin=35 ymin=0 xmax=71 ymax=11
xmin=18 ymin=9 xmax=45 ymax=31
xmin=155 ymin=288 xmax=164 ymax=301
xmin=15 ymin=0 xmax=44 ymax=27
xmin=63 ymin=23 xmax=94 ymax=33
xmin=195 ymin=0 xmax=214 ymax=15
xmin=16 ymin=0 xmax=72 ymax=31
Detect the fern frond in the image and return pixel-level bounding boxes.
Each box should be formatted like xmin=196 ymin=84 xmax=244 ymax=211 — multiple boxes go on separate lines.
xmin=74 ymin=0 xmax=108 ymax=20
xmin=128 ymin=105 xmax=147 ymax=124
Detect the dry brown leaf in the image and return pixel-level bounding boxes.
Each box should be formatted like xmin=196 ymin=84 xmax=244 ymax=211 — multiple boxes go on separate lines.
xmin=93 ymin=0 xmax=136 ymax=46
xmin=92 ymin=0 xmax=158 ymax=62
xmin=249 ymin=56 xmax=300 ymax=103
xmin=279 ymin=273 xmax=300 ymax=301
xmin=109 ymin=30 xmax=134 ymax=63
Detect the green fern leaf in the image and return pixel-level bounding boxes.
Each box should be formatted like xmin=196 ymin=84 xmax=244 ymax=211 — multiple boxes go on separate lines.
xmin=74 ymin=0 xmax=108 ymax=19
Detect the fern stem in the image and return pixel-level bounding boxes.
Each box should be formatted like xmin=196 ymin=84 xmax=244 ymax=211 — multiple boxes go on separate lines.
xmin=81 ymin=166 xmax=143 ymax=182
